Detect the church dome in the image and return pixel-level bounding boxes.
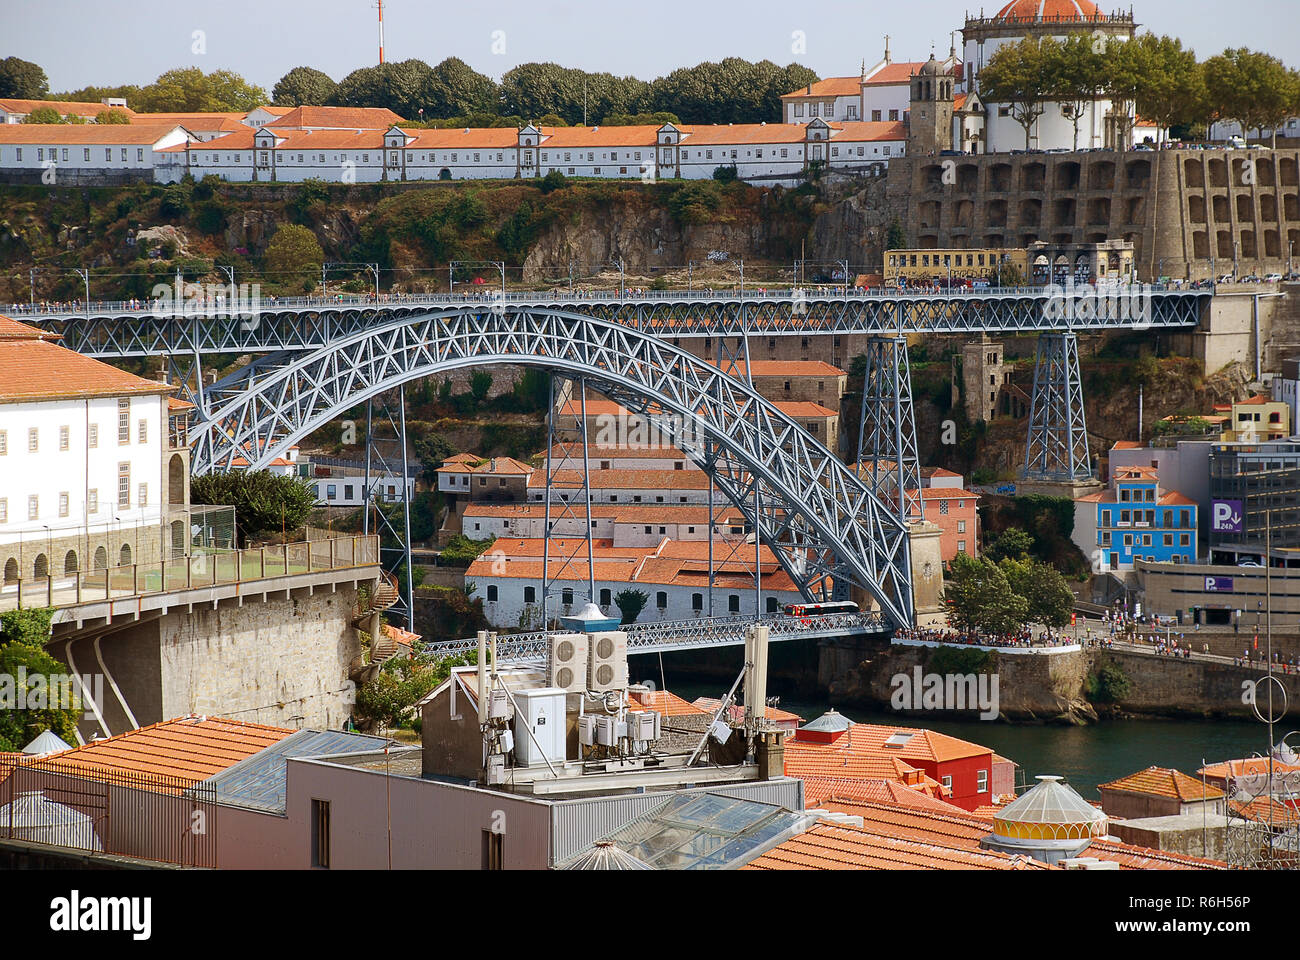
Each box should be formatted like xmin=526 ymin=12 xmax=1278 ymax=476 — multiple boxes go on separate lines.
xmin=994 ymin=0 xmax=1103 ymax=21
xmin=918 ymin=55 xmax=951 ymax=76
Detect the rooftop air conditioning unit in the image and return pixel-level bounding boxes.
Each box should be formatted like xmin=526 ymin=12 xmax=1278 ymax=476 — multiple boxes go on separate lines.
xmin=595 ymin=714 xmax=624 ymax=746
xmin=578 ymin=714 xmax=597 ymax=746
xmin=587 ymin=631 xmax=628 ymax=692
xmin=547 ymin=632 xmax=589 ymax=693
xmin=627 ymin=711 xmax=660 ymax=743
xmin=487 ymin=688 xmax=513 ymax=721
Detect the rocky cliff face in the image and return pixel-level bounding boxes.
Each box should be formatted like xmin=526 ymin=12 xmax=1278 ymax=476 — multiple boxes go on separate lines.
xmin=803 ymin=174 xmax=901 ymax=269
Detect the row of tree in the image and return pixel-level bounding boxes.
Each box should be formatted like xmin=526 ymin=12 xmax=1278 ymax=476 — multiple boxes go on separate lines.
xmin=979 ymin=34 xmax=1300 ymax=148
xmin=6 ymin=54 xmax=818 ymax=127
xmin=942 ymin=529 xmax=1076 ymax=635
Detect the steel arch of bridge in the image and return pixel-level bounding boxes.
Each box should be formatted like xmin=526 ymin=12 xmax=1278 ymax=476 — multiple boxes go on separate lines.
xmin=191 ymin=308 xmax=916 ymax=627
xmin=32 ymin=288 xmax=1207 ymax=357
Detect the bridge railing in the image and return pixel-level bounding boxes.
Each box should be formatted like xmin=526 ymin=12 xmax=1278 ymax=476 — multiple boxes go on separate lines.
xmin=6 ymin=282 xmax=1198 ymax=320
xmin=418 ymin=610 xmax=887 ymax=663
xmin=0 ymin=534 xmax=380 ymax=613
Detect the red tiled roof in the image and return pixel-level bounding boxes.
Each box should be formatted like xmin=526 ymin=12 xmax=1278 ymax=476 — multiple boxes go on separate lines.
xmin=781 ymin=77 xmax=865 ymax=99
xmin=744 ymin=819 xmax=1049 ymax=870
xmin=0 ymin=122 xmax=186 ymax=145
xmin=1099 ymin=766 xmax=1226 ymax=802
xmin=27 ymin=716 xmax=293 ymax=786
xmin=0 ymin=315 xmax=59 ymax=341
xmin=0 ymin=98 xmax=137 ymax=117
xmin=802 ymin=778 xmax=971 ymax=814
xmin=268 ymin=105 xmax=406 ymax=129
xmin=0 ymin=340 xmax=174 ymax=403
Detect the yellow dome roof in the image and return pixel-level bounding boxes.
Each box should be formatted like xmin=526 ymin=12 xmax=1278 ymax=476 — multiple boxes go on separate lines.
xmin=993 ymin=776 xmax=1107 ymax=843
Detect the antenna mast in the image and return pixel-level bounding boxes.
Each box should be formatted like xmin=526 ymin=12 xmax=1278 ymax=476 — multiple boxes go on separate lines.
xmin=376 ymin=0 xmax=385 ymax=64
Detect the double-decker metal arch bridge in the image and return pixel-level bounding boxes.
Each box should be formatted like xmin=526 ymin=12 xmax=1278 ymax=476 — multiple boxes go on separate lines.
xmin=20 ymin=285 xmax=1207 ymax=643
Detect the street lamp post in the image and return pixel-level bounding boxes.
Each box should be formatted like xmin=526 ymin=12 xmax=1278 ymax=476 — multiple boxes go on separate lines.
xmin=74 ymin=268 xmax=89 ymax=317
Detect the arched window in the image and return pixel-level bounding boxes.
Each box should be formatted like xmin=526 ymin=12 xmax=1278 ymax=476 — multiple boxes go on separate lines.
xmin=33 ymin=554 xmax=48 ymax=579
xmin=120 ymin=544 xmax=132 ymax=566
xmin=168 ymin=454 xmax=186 ymax=504
xmin=523 ymin=585 xmax=536 ymax=604
xmin=486 ymin=584 xmax=498 ymax=602
xmin=2 ymin=558 xmax=17 ymax=583
xmin=599 ymin=588 xmax=611 ymax=606
xmin=64 ymin=550 xmax=78 ymax=574
xmin=93 ymin=546 xmax=107 ymax=570
xmin=656 ymin=591 xmax=668 ymax=609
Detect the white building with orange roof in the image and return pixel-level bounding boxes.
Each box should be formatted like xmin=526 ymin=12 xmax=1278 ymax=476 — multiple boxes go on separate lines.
xmin=461 ymin=502 xmax=745 ymax=544
xmin=464 ymin=536 xmax=801 ymax=627
xmin=0 ymin=315 xmax=189 ymax=585
xmin=0 ymin=122 xmax=194 ymax=184
xmin=0 ymin=98 xmax=136 ymax=124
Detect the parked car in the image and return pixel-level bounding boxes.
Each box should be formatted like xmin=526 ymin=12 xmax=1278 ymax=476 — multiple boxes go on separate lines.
xmin=1264 ymin=273 xmax=1283 ymax=282
xmin=1237 ymin=560 xmax=1262 ymax=568
xmin=1218 ymin=274 xmax=1234 ymax=283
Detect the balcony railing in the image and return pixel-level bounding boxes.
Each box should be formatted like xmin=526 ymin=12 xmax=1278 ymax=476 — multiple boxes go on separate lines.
xmin=0 ymin=534 xmax=380 ymax=612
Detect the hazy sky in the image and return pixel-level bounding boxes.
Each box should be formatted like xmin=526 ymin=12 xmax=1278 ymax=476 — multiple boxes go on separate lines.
xmin=4 ymin=0 xmax=1298 ymax=93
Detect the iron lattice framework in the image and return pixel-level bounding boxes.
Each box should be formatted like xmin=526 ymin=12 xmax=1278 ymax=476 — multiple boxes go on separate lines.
xmin=28 ymin=288 xmax=1207 ymax=357
xmin=419 ymin=612 xmax=888 ymax=662
xmin=189 ymin=308 xmax=916 ymax=626
xmin=857 ymin=335 xmax=923 ymax=523
xmin=1023 ymin=333 xmax=1092 ymax=482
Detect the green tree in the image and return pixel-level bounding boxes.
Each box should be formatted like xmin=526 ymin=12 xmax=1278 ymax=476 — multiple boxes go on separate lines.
xmin=469 ymin=370 xmax=493 ymax=404
xmin=499 ymin=62 xmax=650 ymax=125
xmin=1043 ymin=35 xmax=1105 ymax=151
xmin=999 ymin=557 xmax=1074 ymax=628
xmin=1203 ymin=47 xmax=1300 ymax=147
xmin=22 ymin=106 xmax=63 ymax=124
xmin=95 ymin=108 xmax=131 ymax=124
xmin=886 ymin=217 xmax=906 ymax=252
xmin=943 ymin=553 xmax=1028 ymax=635
xmin=980 ymin=36 xmax=1050 ymax=149
xmin=422 ymin=57 xmax=498 ymax=118
xmin=615 ymin=588 xmax=650 ymax=625
xmin=272 ymin=66 xmax=338 ymax=106
xmin=263 ymin=223 xmax=324 ymax=290
xmin=138 ymin=67 xmax=266 ymax=112
xmin=0 ymin=56 xmax=49 ymax=99
xmin=354 ymin=654 xmax=472 ymax=730
xmin=1125 ymin=34 xmax=1207 ymax=143
xmin=539 ymin=169 xmax=568 ymax=193
xmin=413 ymin=434 xmax=452 ymax=484
xmin=985 ymin=527 xmax=1033 ymax=563
xmin=189 ymin=471 xmax=317 ymax=543
xmin=0 ymin=609 xmax=80 ymax=752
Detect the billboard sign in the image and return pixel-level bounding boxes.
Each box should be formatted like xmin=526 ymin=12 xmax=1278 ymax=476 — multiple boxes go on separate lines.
xmin=1212 ymin=500 xmax=1244 ymax=534
xmin=1204 ymin=576 xmax=1234 ymax=592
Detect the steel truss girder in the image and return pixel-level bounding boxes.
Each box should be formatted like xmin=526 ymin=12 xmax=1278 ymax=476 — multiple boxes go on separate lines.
xmin=419 ymin=611 xmax=888 ymax=662
xmin=856 ymin=336 xmax=923 ymax=524
xmin=35 ymin=290 xmax=1207 ymax=358
xmin=190 ymin=309 xmax=915 ymax=626
xmin=1023 ymin=332 xmax=1092 ymax=482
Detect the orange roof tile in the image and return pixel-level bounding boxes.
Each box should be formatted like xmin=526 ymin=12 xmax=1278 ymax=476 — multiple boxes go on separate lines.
xmin=780 ymin=77 xmax=864 ymax=99
xmin=0 ymin=315 xmax=59 ymax=341
xmin=27 ymin=716 xmax=293 ymax=786
xmin=527 ymin=468 xmax=712 ymax=490
xmin=744 ymin=819 xmax=1049 ymax=870
xmin=1085 ymin=837 xmax=1227 ymax=870
xmin=828 ymin=120 xmax=908 ymax=142
xmin=0 ymin=122 xmax=187 ymax=145
xmin=803 ymin=779 xmax=971 ymax=815
xmin=627 ymin=689 xmax=708 ymax=717
xmin=0 ymin=98 xmax=137 ymax=117
xmin=692 ymin=696 xmax=803 ymax=724
xmin=268 ymin=105 xmax=406 ymax=129
xmin=0 ymin=340 xmax=175 ymax=403
xmin=790 ymin=721 xmax=993 ymax=764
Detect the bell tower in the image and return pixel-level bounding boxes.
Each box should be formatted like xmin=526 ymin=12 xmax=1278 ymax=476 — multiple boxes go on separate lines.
xmin=907 ymin=54 xmax=954 ymax=156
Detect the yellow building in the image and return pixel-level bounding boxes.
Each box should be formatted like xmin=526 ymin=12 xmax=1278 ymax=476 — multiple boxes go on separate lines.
xmin=1222 ymin=396 xmax=1292 ymax=443
xmin=884 ymin=247 xmax=1027 ymax=286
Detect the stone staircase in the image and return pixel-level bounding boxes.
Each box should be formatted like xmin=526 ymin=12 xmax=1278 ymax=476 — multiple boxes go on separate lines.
xmin=348 ymin=573 xmax=402 ymax=683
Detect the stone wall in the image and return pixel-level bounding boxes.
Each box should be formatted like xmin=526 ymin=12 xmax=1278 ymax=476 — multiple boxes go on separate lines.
xmin=886 ymin=149 xmax=1300 ymax=282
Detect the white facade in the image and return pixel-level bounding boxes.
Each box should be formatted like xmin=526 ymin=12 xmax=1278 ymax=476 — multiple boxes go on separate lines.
xmin=0 ymin=394 xmax=167 ymax=575
xmin=0 ymin=124 xmax=193 ymax=180
xmin=471 ymin=570 xmax=801 ymax=629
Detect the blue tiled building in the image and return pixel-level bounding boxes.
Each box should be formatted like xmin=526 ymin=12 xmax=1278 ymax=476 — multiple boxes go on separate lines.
xmin=1076 ymin=466 xmax=1198 ymax=573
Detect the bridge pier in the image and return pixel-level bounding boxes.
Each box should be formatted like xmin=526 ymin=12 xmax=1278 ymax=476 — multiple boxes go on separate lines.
xmin=1021 ymin=332 xmax=1100 ymax=496
xmin=856 ymin=335 xmax=922 ymax=523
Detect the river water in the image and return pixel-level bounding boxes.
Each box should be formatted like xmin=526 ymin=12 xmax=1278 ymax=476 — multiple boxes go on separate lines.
xmin=663 ymin=676 xmax=1280 ymax=801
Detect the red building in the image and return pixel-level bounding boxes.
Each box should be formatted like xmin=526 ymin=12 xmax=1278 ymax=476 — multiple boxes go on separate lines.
xmin=783 ymin=712 xmax=1007 ymax=811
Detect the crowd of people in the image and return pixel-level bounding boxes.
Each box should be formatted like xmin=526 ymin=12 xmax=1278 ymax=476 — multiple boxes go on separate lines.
xmin=894 ymin=625 xmax=1076 ymax=650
